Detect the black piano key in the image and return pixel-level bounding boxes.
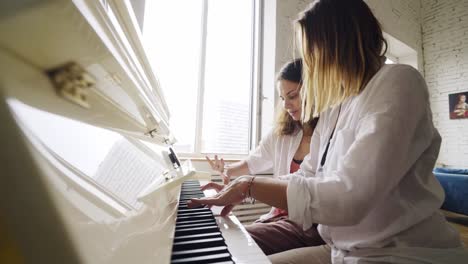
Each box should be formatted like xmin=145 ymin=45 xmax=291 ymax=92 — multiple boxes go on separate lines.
xmin=176 ymin=220 xmax=216 ymax=228
xmin=176 ymin=217 xmax=216 ymax=224
xmin=176 ymin=215 xmax=216 ymax=224
xmin=181 ymin=186 xmax=199 ymax=190
xmin=175 ymin=226 xmax=220 ymax=237
xmin=182 ymin=181 xmax=199 ymax=184
xmin=171 ymin=180 xmax=233 ymax=263
xmin=176 ymin=220 xmax=217 ymax=229
xmin=177 ymin=213 xmax=213 ymax=219
xmin=172 ymin=246 xmax=227 ymax=256
xmin=176 ymin=213 xmax=213 ymax=219
xmin=178 ymin=208 xmax=212 ymax=214
xmin=178 ymin=200 xmax=200 ymax=205
xmin=171 ymin=253 xmax=233 ymax=264
xmin=171 ymin=246 xmax=229 ymax=260
xmin=173 ymin=237 xmax=226 ymax=251
xmin=181 ymin=188 xmax=202 ymax=192
xmin=177 ymin=213 xmax=213 ymax=218
xmin=180 ymin=191 xmax=204 ymax=195
xmin=180 ymin=193 xmax=203 ymax=196
xmin=179 ymin=190 xmax=199 ymax=194
xmin=178 ymin=212 xmax=212 ymax=218
xmin=177 ymin=214 xmax=215 ymax=221
xmin=177 ymin=204 xmax=206 ymax=210
xmin=176 ymin=218 xmax=216 ymax=225
xmin=179 ymin=190 xmax=200 ymax=194
xmin=178 ymin=207 xmax=210 ymax=213
xmin=176 ymin=223 xmax=217 ymax=232
xmin=177 ymin=214 xmax=214 ymax=220
xmin=174 ymin=232 xmax=222 ymax=242
xmin=180 ymin=196 xmax=204 ymax=201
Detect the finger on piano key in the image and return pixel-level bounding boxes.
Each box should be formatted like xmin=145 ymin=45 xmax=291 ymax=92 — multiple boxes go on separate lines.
xmin=171 ymin=180 xmax=270 ymax=264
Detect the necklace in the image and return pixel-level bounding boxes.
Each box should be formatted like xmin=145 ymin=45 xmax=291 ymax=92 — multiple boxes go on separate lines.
xmin=320 ymin=104 xmax=342 ymax=167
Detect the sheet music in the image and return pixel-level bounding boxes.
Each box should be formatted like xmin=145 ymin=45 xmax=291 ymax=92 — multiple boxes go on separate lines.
xmin=94 ymin=139 xmax=166 ymax=209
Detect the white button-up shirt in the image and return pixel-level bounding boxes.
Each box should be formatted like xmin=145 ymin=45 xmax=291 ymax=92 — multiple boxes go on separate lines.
xmin=284 ymin=64 xmax=468 ymax=263
xmin=245 ymin=127 xmax=303 ymax=219
xmin=245 ymin=128 xmax=303 ymax=177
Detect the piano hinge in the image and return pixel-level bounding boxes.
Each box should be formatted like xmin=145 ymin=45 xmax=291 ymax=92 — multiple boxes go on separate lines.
xmin=147 ymin=128 xmax=158 ymax=138
xmin=46 ymin=62 xmax=95 ymax=108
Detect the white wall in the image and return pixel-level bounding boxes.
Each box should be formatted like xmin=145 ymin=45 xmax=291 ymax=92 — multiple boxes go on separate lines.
xmin=365 ymin=0 xmax=424 ymax=70
xmin=273 ymin=0 xmax=423 ymax=73
xmin=422 ymin=0 xmax=468 ymax=168
xmin=275 ymin=0 xmax=310 ymax=72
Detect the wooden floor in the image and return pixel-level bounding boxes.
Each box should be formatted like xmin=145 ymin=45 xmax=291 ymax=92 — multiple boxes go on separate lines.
xmin=442 ymin=210 xmax=468 ymax=246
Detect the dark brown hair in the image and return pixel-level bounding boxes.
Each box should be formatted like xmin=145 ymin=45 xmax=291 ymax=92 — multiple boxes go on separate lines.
xmin=275 ymin=59 xmax=319 ymax=135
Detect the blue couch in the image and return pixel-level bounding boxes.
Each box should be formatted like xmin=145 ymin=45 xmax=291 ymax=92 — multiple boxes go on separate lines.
xmin=433 ymin=167 xmax=468 ymax=216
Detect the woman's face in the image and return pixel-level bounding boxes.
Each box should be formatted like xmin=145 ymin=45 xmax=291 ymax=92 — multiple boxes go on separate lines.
xmin=460 ymin=95 xmax=466 ymax=103
xmin=278 ymin=79 xmax=302 ymax=121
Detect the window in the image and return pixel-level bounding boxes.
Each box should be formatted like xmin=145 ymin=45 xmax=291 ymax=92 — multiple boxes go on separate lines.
xmin=383 ymin=32 xmax=418 ymax=69
xmin=142 ymin=0 xmax=260 ymax=156
xmin=385 ymin=57 xmax=396 ymax=64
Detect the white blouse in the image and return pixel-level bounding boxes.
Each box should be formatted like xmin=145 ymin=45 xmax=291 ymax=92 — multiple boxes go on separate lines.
xmin=284 ymin=64 xmax=468 ymax=263
xmin=245 ymin=128 xmax=303 ymax=177
xmin=245 ymin=127 xmax=304 ymax=219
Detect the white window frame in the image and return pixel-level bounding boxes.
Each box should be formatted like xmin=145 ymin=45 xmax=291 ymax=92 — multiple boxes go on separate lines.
xmin=383 ymin=32 xmax=419 ymax=70
xmin=385 ymin=53 xmax=399 ymax=64
xmin=178 ymin=0 xmax=264 ymax=159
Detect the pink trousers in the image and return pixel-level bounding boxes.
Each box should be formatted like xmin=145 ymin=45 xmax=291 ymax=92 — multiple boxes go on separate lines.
xmin=245 ymin=216 xmax=325 ymax=255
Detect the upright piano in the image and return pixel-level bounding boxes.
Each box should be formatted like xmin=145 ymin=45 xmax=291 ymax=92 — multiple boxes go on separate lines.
xmin=0 ymin=1 xmax=269 ymax=263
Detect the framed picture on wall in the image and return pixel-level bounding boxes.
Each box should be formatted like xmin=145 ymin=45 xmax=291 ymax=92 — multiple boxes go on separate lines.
xmin=449 ymin=91 xmax=468 ymax=119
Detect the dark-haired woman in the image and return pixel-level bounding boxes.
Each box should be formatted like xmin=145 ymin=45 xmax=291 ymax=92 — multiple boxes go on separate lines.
xmin=191 ymin=0 xmax=467 ymax=263
xmin=205 ymin=59 xmax=324 ymax=255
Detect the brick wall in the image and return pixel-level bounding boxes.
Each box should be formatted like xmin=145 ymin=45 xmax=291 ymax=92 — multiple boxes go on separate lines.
xmin=422 ymin=0 xmax=468 ymax=168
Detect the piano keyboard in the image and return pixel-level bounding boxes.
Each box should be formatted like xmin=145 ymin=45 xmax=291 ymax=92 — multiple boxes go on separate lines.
xmin=171 ymin=180 xmax=234 ymax=263
xmin=171 ymin=180 xmax=270 ymax=264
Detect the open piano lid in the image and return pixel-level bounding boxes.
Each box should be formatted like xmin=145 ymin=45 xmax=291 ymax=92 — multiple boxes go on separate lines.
xmin=0 ymin=1 xmax=213 ymax=263
xmin=0 ymin=0 xmax=173 ymax=145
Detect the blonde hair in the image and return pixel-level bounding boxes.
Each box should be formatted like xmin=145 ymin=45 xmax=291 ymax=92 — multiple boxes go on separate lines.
xmin=296 ymin=0 xmax=387 ymax=120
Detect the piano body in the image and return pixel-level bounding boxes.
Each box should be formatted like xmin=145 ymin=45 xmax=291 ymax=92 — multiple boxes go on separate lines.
xmin=0 ymin=1 xmax=269 ymax=263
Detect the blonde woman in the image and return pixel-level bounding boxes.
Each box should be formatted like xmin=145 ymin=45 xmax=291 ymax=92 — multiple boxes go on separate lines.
xmin=205 ymin=59 xmax=324 ymax=255
xmin=191 ymin=0 xmax=467 ymax=263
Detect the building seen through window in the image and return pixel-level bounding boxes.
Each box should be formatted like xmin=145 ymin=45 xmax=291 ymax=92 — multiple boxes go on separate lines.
xmin=142 ymin=0 xmax=257 ymax=155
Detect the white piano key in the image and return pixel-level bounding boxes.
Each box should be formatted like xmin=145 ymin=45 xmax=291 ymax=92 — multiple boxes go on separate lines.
xmin=215 ymin=215 xmax=270 ymax=264
xmin=197 ymin=183 xmax=270 ymax=263
xmin=167 ymin=180 xmax=271 ymax=263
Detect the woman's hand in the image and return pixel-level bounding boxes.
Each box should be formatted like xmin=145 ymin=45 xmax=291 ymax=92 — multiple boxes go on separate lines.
xmin=205 ymin=155 xmax=230 ymax=184
xmin=200 ymin=181 xmax=225 ymax=192
xmin=188 ymin=176 xmax=251 ymax=216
